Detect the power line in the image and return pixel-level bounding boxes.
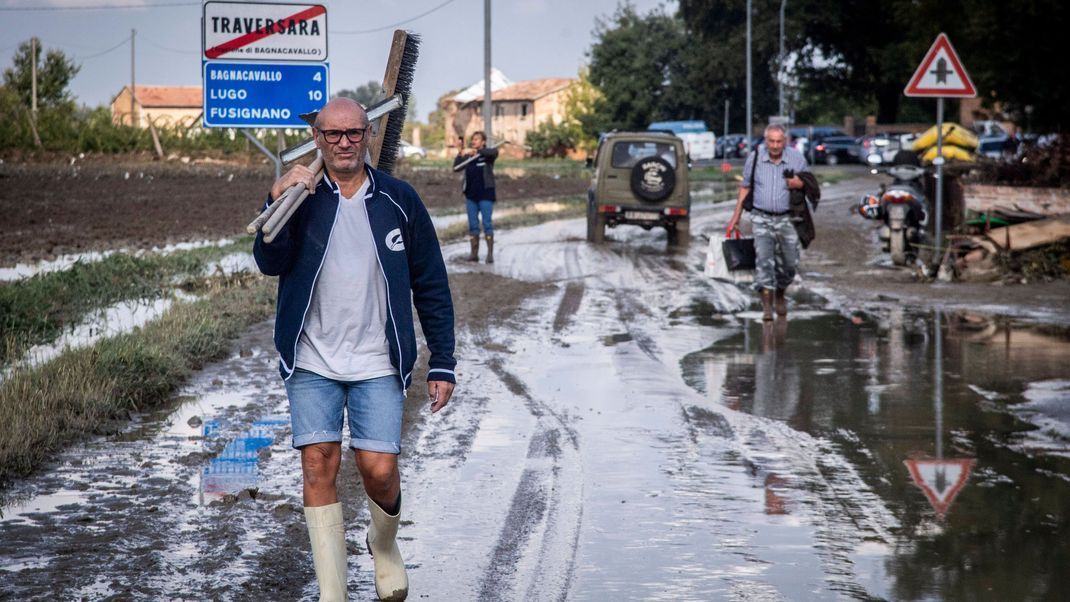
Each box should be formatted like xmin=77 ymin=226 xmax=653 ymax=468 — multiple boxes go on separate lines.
xmin=140 ymin=36 xmax=197 ymax=55
xmin=81 ymin=36 xmax=130 ymax=59
xmin=0 ymin=1 xmax=197 ymax=11
xmin=332 ymin=0 xmax=460 ymax=34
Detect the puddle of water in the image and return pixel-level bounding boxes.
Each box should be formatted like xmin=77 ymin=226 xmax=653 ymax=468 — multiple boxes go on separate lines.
xmin=13 ymin=296 xmax=175 ymax=370
xmin=202 ymin=251 xmax=258 ymax=276
xmin=681 ymin=309 xmax=1070 ymax=599
xmin=0 ymin=238 xmax=234 ymax=283
xmin=2 ymin=288 xmax=205 ymax=381
xmin=430 ymin=202 xmax=572 ymax=233
xmin=198 ymin=416 xmax=288 ymax=503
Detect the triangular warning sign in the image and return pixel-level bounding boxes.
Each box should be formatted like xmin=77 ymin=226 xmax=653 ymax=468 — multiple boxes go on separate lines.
xmin=904 ymin=33 xmax=976 ymax=97
xmin=904 ymin=458 xmax=976 ymax=516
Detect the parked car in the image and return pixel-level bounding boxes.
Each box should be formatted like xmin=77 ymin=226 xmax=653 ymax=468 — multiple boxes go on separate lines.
xmin=716 ymin=134 xmax=747 ymax=158
xmin=398 ymin=141 xmax=426 ymax=159
xmin=812 ymin=135 xmax=863 ymax=165
xmin=863 ymin=132 xmax=921 ymax=165
xmin=586 ymin=131 xmax=690 ymax=245
xmin=977 ymin=134 xmax=1009 ymax=159
xmin=789 ymin=126 xmax=848 ymax=158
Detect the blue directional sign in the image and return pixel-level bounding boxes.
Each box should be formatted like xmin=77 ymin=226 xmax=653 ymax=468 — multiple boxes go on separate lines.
xmin=202 ymin=61 xmax=329 ymax=128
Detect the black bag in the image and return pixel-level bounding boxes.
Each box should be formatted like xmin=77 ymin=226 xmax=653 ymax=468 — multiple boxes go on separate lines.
xmin=742 ymin=148 xmax=759 ymax=212
xmin=722 ymin=234 xmax=756 ymax=271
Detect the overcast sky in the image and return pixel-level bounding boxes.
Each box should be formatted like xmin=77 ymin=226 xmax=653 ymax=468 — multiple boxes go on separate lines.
xmin=2 ymin=0 xmax=676 ymax=122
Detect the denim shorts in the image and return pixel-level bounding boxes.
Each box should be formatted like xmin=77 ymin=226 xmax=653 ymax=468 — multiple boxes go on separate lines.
xmin=284 ymin=369 xmax=405 ymax=454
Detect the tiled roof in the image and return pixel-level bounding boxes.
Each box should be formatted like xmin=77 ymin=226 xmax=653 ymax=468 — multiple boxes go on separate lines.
xmin=471 ymin=78 xmax=575 ymax=103
xmin=119 ymin=85 xmax=203 ymax=108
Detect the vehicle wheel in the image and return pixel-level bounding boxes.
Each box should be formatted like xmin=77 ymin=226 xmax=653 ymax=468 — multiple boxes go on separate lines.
xmin=630 ymin=156 xmax=676 ymax=202
xmin=586 ymin=200 xmax=605 ymax=244
xmin=668 ymin=218 xmax=690 ymax=246
xmin=825 ymin=153 xmax=839 ymax=166
xmin=890 ymin=229 xmax=907 ymax=265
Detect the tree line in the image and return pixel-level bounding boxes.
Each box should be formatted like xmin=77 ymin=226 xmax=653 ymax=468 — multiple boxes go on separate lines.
xmin=581 ymin=0 xmax=1066 ymax=137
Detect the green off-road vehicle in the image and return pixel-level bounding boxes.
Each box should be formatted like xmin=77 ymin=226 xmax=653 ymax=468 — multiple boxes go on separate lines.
xmin=586 ymin=131 xmax=690 ymax=245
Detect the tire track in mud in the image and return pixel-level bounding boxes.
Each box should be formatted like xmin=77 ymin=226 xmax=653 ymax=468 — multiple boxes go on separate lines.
xmin=552 ymin=282 xmax=585 ymax=334
xmin=479 ymin=356 xmax=582 ymax=601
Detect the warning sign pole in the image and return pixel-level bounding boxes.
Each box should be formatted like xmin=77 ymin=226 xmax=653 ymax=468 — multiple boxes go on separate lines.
xmin=904 ymin=33 xmax=976 ymax=271
xmin=935 ymin=97 xmax=945 ymax=266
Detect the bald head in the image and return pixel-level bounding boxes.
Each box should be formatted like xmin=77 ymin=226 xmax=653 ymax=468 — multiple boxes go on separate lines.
xmin=314 ymin=97 xmax=369 ymax=130
xmin=313 ymin=97 xmax=372 ymax=177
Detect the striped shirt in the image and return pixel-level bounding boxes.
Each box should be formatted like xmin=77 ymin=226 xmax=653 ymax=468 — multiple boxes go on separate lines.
xmin=741 ymin=146 xmax=809 ymax=214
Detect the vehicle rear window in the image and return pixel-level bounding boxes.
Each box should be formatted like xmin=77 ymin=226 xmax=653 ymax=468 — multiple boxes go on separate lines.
xmin=611 ymin=142 xmax=677 ymax=168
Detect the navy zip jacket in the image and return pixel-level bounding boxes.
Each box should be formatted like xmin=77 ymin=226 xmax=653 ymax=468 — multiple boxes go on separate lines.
xmin=253 ymin=165 xmax=457 ymax=389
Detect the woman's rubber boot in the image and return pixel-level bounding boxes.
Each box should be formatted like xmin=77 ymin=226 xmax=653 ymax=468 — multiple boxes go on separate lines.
xmin=468 ymin=235 xmax=479 ymax=262
xmin=760 ymin=289 xmax=774 ymax=322
xmin=304 ymin=503 xmax=349 ymax=602
xmin=485 ymin=235 xmax=494 ymax=264
xmin=775 ymin=288 xmax=788 ymax=317
xmin=366 ymin=495 xmax=408 ymax=601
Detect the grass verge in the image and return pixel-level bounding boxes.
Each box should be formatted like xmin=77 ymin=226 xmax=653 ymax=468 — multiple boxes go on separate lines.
xmin=0 ymin=237 xmax=253 ymax=364
xmin=0 ymin=273 xmax=275 ymax=485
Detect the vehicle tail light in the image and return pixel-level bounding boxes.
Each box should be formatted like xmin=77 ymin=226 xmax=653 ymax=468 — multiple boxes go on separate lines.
xmin=863 ymin=140 xmax=871 ymax=148
xmin=598 ymin=205 xmax=621 ymax=213
xmin=664 ymin=208 xmax=688 ymax=216
xmin=881 ymin=190 xmax=915 ymax=203
xmin=816 ymin=144 xmax=826 ymax=151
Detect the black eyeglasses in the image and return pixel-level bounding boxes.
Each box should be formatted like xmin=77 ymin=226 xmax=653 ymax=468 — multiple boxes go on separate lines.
xmin=317 ymin=127 xmax=368 ymax=144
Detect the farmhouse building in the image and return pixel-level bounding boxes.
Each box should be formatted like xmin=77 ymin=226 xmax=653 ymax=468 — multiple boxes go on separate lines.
xmin=111 ymin=85 xmax=202 ymax=129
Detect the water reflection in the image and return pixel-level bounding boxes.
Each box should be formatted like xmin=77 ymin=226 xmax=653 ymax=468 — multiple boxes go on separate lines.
xmin=198 ymin=416 xmax=286 ymax=503
xmin=681 ymin=311 xmax=1070 ymax=600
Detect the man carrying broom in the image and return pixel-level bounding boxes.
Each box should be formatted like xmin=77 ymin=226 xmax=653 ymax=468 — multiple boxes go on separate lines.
xmin=254 ymin=97 xmax=457 ymax=601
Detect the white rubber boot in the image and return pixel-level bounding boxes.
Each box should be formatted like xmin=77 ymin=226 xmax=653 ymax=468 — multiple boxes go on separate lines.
xmin=304 ymin=502 xmax=349 ymax=602
xmin=366 ymin=495 xmax=408 ymax=601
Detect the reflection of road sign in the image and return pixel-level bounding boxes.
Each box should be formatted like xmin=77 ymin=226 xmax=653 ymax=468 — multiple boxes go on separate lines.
xmin=904 ymin=33 xmax=976 ymax=97
xmin=203 ymin=1 xmax=327 ymax=61
xmin=203 ymin=62 xmax=328 ymax=128
xmin=904 ymin=458 xmax=976 ymax=516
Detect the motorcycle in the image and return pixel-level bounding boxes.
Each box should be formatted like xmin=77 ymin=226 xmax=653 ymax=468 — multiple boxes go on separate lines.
xmin=858 ymin=161 xmax=930 ymax=266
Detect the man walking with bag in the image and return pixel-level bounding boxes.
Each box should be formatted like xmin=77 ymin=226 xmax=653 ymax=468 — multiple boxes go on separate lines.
xmin=726 ymin=124 xmax=809 ymax=320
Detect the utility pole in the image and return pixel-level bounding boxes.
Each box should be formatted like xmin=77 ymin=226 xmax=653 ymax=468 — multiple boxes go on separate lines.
xmin=31 ymin=37 xmax=38 ymax=118
xmin=745 ymin=0 xmax=752 ymax=153
xmin=130 ymin=29 xmax=137 ymax=127
xmin=724 ymin=98 xmax=729 ymax=140
xmin=483 ymin=0 xmax=492 ymax=143
xmin=778 ymin=0 xmax=786 ymax=118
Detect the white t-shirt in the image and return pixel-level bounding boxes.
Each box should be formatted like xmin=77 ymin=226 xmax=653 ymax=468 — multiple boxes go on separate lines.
xmin=294 ymin=178 xmax=396 ymax=381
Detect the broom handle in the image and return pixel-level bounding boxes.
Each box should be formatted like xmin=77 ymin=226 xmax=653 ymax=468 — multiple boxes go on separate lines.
xmin=246 ymin=186 xmax=292 ymax=234
xmin=452 ymin=141 xmax=508 ymax=172
xmin=261 ymin=155 xmax=324 ymax=236
xmin=263 ymin=167 xmax=323 ymax=244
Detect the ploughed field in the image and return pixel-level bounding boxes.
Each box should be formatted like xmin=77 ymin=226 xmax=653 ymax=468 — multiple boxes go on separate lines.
xmin=0 ymin=156 xmax=588 ymax=264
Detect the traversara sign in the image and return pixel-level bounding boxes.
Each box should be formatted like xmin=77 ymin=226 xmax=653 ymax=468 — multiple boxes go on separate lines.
xmin=202 ymin=1 xmax=328 ymax=62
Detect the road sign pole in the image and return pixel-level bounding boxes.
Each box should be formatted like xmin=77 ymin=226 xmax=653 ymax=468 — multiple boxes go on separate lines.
xmin=934 ymin=97 xmax=944 ymax=267
xmin=242 ymin=129 xmax=281 ymax=180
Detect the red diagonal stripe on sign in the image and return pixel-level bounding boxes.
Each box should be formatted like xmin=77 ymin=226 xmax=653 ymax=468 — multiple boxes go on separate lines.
xmin=205 ymin=5 xmax=325 ymax=60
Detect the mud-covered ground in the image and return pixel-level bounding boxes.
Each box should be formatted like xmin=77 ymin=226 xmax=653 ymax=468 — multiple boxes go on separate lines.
xmin=1 ymin=165 xmax=1068 ymax=600
xmin=0 ymin=156 xmax=586 ymax=265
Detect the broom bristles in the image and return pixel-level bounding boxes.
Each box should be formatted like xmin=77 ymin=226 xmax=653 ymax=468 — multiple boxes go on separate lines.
xmin=376 ymin=32 xmax=419 ymax=176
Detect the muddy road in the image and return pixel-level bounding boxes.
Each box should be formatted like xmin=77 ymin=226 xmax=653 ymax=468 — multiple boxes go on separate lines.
xmin=2 ymin=172 xmax=1069 ymax=600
